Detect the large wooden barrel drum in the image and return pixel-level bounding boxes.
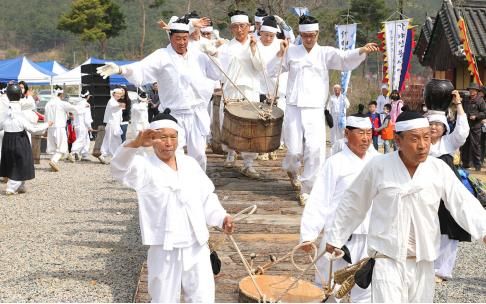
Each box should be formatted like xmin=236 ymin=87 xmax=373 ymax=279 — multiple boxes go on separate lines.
xmin=222 ymin=102 xmax=283 ymax=153
xmin=238 ymin=275 xmax=325 ymax=303
xmin=210 ymin=92 xmax=224 ymax=154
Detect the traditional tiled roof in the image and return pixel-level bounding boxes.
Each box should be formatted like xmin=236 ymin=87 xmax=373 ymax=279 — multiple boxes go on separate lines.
xmin=415 ymin=0 xmax=486 ymax=69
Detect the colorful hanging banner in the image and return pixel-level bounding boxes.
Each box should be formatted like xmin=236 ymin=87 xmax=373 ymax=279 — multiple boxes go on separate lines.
xmin=336 ymin=23 xmax=357 ymax=95
xmin=378 ymin=19 xmax=415 ymax=92
xmin=458 ymin=17 xmax=483 ymax=85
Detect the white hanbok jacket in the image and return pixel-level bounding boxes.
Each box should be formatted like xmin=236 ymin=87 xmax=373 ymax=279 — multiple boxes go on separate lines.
xmin=218 ymin=37 xmax=264 ymax=102
xmin=44 ymin=96 xmax=78 ymax=154
xmin=122 ymin=45 xmax=221 ymax=112
xmin=270 ymin=45 xmax=365 ymax=108
xmin=327 ymin=151 xmax=486 ymax=262
xmin=111 ymin=147 xmax=227 ymax=249
xmin=301 ymin=144 xmax=379 ymax=243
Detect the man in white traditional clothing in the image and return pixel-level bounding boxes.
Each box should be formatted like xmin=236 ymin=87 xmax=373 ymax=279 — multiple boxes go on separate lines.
xmin=45 ymin=86 xmax=79 ymax=171
xmin=300 ymin=114 xmax=377 ymax=302
xmin=70 ymin=89 xmax=93 ymax=161
xmin=273 ymin=15 xmax=379 ymax=205
xmin=214 ymin=10 xmax=264 ymax=178
xmin=255 ymin=15 xmax=287 ymax=161
xmin=325 ymin=111 xmax=486 ymax=302
xmin=98 ymin=88 xmax=124 ymax=164
xmin=376 ymin=84 xmax=389 ymax=115
xmin=327 ymin=84 xmax=350 ymax=146
xmin=126 ymin=90 xmax=150 ymax=141
xmin=111 ymin=109 xmax=234 ymax=303
xmin=98 ymin=16 xmax=221 ymax=171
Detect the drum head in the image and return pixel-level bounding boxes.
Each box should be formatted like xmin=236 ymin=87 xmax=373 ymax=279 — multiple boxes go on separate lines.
xmin=238 ymin=275 xmax=324 ymax=303
xmin=225 ymin=102 xmax=284 ymax=121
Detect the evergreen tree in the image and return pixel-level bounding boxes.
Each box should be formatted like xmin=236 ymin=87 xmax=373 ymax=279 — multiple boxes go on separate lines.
xmin=58 ymin=0 xmax=126 ymax=58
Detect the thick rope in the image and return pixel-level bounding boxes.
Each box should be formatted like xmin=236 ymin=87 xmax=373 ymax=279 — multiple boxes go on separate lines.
xmin=275 ymin=245 xmax=344 ymax=302
xmin=206 ymin=54 xmax=267 ymax=119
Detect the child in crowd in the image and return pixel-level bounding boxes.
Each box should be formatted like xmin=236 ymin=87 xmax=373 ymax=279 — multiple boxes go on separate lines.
xmin=376 ymin=104 xmax=393 ymax=153
xmin=367 ymin=101 xmax=381 ymax=150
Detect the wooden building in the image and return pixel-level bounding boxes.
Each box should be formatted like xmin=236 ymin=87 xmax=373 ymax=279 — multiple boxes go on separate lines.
xmin=414 ymin=0 xmax=486 ymax=89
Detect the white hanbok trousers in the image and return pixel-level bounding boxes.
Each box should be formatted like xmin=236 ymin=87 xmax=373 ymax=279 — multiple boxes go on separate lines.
xmin=372 ymin=258 xmax=434 ymax=302
xmin=71 ymin=126 xmax=91 ymax=158
xmin=147 ymin=244 xmax=214 ymax=303
xmin=315 ymin=234 xmax=370 ymax=303
xmin=172 ymin=107 xmax=210 ymax=171
xmin=100 ymin=123 xmax=122 ymax=157
xmin=47 ymin=127 xmax=68 ymax=162
xmin=329 ymin=113 xmax=345 ymax=146
xmin=282 ymin=105 xmax=326 ymax=194
xmin=434 ymin=235 xmax=459 ymax=279
xmin=0 ymin=130 xmax=3 ymax=163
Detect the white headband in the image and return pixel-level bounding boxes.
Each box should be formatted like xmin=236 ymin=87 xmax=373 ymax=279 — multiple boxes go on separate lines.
xmin=346 ymin=116 xmax=372 ymax=129
xmin=255 ymin=16 xmax=264 ymax=23
xmin=113 ymin=88 xmax=124 ymax=94
xmin=260 ymin=25 xmax=278 ymax=33
xmin=169 ymin=22 xmax=190 ymax=32
xmin=149 ymin=119 xmax=179 ymax=131
xmin=201 ymin=26 xmax=213 ymax=33
xmin=381 ymin=84 xmax=388 ymax=89
xmin=395 ymin=118 xmax=430 ymax=132
xmin=80 ymin=90 xmax=90 ymax=98
xmin=231 ymin=15 xmax=249 ymax=24
xmin=54 ymin=88 xmax=64 ymax=94
xmin=427 ymin=113 xmax=450 ymax=134
xmin=299 ymin=23 xmax=319 ymax=32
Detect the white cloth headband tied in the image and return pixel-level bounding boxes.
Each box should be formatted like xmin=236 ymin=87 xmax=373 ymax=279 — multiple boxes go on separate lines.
xmin=149 ymin=119 xmax=179 ymax=131
xmin=169 ymin=22 xmax=189 ymax=32
xmin=299 ymin=23 xmax=319 ymax=32
xmin=231 ymin=15 xmax=249 ymax=24
xmin=346 ymin=116 xmax=372 ymax=129
xmin=395 ymin=118 xmax=429 ymax=132
xmin=260 ymin=25 xmax=278 ymax=33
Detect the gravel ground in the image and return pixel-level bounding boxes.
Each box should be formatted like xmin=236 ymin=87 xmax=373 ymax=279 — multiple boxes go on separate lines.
xmin=0 ymin=152 xmax=485 ymax=302
xmin=0 ymin=155 xmax=145 ymax=302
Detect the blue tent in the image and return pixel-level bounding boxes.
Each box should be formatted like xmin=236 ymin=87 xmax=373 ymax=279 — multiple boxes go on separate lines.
xmin=36 ymin=60 xmax=69 ymax=75
xmin=0 ymin=56 xmax=54 ymax=84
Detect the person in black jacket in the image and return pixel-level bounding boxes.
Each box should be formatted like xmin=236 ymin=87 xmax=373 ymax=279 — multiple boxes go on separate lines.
xmin=118 ymin=86 xmax=131 ymax=143
xmin=460 ymin=82 xmax=486 ymax=171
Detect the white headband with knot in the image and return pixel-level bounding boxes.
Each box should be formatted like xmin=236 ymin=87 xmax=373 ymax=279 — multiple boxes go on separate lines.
xmin=346 ymin=116 xmax=372 ymax=129
xmin=231 ymin=15 xmax=249 ymax=24
xmin=54 ymin=88 xmax=64 ymax=94
xmin=255 ymin=16 xmax=264 ymax=23
xmin=149 ymin=119 xmax=179 ymax=131
xmin=201 ymin=26 xmax=213 ymax=33
xmin=395 ymin=118 xmax=430 ymax=132
xmin=169 ymin=22 xmax=190 ymax=32
xmin=299 ymin=23 xmax=319 ymax=32
xmin=260 ymin=25 xmax=278 ymax=33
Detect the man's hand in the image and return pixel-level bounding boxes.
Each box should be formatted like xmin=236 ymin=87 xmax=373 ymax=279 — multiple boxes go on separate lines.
xmin=277 ymin=39 xmax=289 ymax=57
xmin=157 ymin=19 xmax=170 ymax=30
xmin=359 ymin=43 xmax=380 ymax=55
xmin=125 ymin=129 xmax=161 ymax=148
xmin=452 ymin=90 xmax=462 ymax=105
xmin=47 ymin=121 xmax=54 ymax=127
xmin=300 ymin=241 xmax=314 ymax=253
xmin=97 ymin=62 xmax=121 ymax=79
xmin=250 ymin=34 xmax=257 ymax=55
xmin=470 ymin=115 xmax=477 ymax=120
xmin=325 ymin=242 xmax=337 ymax=254
xmin=191 ymin=17 xmax=211 ymax=28
xmin=222 ymin=215 xmax=234 ymax=234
